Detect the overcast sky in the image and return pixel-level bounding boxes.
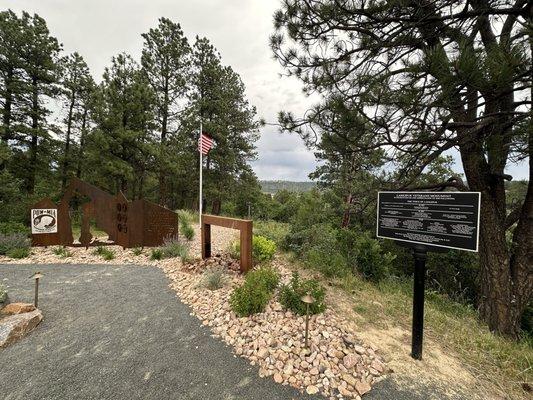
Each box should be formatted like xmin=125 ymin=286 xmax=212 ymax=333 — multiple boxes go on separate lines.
xmin=4 ymin=0 xmax=529 ymax=181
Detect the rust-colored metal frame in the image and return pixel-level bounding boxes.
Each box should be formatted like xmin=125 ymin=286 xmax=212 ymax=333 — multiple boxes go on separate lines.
xmin=201 ymin=214 xmax=253 ymax=273
xmin=31 ymin=178 xmax=178 ymax=248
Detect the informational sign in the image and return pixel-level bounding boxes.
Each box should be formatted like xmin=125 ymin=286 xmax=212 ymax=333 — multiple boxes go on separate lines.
xmin=31 ymin=208 xmax=58 ymax=234
xmin=377 ymin=191 xmax=480 ymax=252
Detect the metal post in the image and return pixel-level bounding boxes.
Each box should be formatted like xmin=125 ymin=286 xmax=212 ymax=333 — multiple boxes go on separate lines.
xmin=304 ymin=302 xmax=310 ymax=348
xmin=411 ymin=245 xmax=427 ymax=360
xmin=199 ymin=121 xmax=203 ymax=226
xmin=34 ymin=277 xmax=40 ymax=308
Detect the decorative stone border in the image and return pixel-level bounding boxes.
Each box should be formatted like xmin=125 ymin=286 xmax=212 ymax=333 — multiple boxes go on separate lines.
xmin=159 ymin=256 xmax=387 ymax=399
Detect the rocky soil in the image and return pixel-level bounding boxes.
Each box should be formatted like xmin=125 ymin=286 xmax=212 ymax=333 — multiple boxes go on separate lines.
xmin=162 ymin=255 xmax=387 ymax=399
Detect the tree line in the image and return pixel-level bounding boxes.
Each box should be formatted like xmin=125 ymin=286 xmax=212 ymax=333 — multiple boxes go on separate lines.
xmin=0 ymin=10 xmax=261 ymax=221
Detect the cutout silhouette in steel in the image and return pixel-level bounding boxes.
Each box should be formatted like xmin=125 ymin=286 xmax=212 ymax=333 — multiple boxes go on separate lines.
xmin=201 ymin=214 xmax=252 ymax=273
xmin=31 ymin=178 xmax=178 ymax=248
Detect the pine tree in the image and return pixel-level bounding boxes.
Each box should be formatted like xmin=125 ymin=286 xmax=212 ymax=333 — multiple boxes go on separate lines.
xmin=88 ymin=53 xmax=156 ymax=197
xmin=141 ymin=18 xmax=191 ymax=206
xmin=58 ymin=52 xmax=94 ymax=189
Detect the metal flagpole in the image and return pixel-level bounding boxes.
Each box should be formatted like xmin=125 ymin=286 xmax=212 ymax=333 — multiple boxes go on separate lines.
xmin=199 ymin=121 xmax=203 ymax=226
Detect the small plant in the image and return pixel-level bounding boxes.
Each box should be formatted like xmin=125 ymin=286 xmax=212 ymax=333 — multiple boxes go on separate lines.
xmin=0 ymin=222 xmax=30 ymax=236
xmin=279 ymin=272 xmax=326 ymax=315
xmin=161 ymin=237 xmax=190 ymax=261
xmin=0 ymin=283 xmax=7 ymax=304
xmin=246 ymin=266 xmax=280 ymax=292
xmin=178 ymin=210 xmax=196 ymax=241
xmin=150 ymin=248 xmax=163 ymax=260
xmin=132 ymin=247 xmax=143 ymax=256
xmin=6 ymin=247 xmax=30 ymax=259
xmin=229 ymin=266 xmax=280 ymax=317
xmin=229 ymin=235 xmax=277 ymax=264
xmin=200 ymin=267 xmax=227 ymax=291
xmin=181 ymin=224 xmax=195 ymax=241
xmin=0 ymin=233 xmax=30 ymax=255
xmin=354 ymin=234 xmax=396 ymax=282
xmin=52 ymin=246 xmax=72 ymax=258
xmin=252 ymin=235 xmax=277 ymax=263
xmin=93 ymin=246 xmax=115 ymax=260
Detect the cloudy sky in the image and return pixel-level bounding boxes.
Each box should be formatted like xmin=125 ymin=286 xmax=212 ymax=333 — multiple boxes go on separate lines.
xmin=4 ymin=0 xmax=529 ymax=181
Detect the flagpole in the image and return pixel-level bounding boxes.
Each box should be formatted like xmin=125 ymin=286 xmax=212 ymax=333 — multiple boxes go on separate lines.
xmin=199 ymin=120 xmax=203 ymax=226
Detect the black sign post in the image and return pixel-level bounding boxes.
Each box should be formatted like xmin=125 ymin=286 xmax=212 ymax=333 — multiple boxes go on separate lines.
xmin=377 ymin=191 xmax=480 ymax=360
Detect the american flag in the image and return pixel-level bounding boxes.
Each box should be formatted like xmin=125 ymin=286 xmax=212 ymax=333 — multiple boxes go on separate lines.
xmin=198 ymin=132 xmax=213 ymax=155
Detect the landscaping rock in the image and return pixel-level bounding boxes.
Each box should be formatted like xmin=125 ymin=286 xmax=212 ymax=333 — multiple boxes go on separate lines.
xmin=1 ymin=302 xmax=36 ymax=315
xmin=0 ymin=309 xmax=43 ymax=348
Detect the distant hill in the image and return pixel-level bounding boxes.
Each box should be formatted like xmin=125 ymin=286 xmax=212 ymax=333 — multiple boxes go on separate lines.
xmin=260 ymin=180 xmax=316 ymax=194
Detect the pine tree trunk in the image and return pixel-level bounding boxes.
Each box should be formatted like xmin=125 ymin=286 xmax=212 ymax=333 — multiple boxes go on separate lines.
xmin=1 ymin=67 xmax=13 ymax=143
xmin=76 ymin=107 xmax=88 ymax=178
xmin=61 ymin=91 xmax=76 ymax=190
xmin=27 ymin=77 xmax=39 ymax=194
xmin=158 ymin=81 xmax=169 ymax=206
xmin=461 ymin=141 xmax=533 ymax=338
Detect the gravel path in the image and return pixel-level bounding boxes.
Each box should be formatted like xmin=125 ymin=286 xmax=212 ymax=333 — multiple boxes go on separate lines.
xmin=0 ymin=263 xmax=319 ymax=400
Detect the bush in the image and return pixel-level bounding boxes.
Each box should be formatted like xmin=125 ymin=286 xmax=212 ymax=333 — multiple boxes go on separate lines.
xmin=253 ymin=235 xmax=276 ymax=263
xmin=0 ymin=233 xmax=30 ymax=255
xmin=228 ymin=235 xmax=277 ymax=265
xmin=246 ymin=266 xmax=280 ymax=292
xmin=6 ymin=247 xmax=30 ymax=259
xmin=199 ymin=267 xmax=227 ymax=291
xmin=253 ymin=221 xmax=289 ymax=246
xmin=93 ymin=246 xmax=115 ymax=260
xmin=354 ymin=234 xmax=395 ymax=282
xmin=150 ymin=248 xmax=163 ymax=260
xmin=0 ymin=222 xmax=29 ymax=236
xmin=161 ymin=237 xmax=190 ymax=261
xmin=279 ymin=272 xmax=326 ymax=315
xmin=132 ymin=247 xmax=143 ymax=256
xmin=229 ymin=266 xmax=280 ymax=316
xmin=0 ymin=283 xmax=7 ymax=304
xmin=178 ymin=210 xmax=195 ymax=241
xmin=53 ymin=246 xmax=72 ymax=258
xmin=230 ymin=282 xmax=271 ymax=317
xmin=181 ymin=224 xmax=195 ymax=241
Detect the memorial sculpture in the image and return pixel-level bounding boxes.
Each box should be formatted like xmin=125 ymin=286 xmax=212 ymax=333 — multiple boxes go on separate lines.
xmin=31 ymin=178 xmax=179 ymax=248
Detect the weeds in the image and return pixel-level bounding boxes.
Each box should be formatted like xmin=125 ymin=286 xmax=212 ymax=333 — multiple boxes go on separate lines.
xmin=93 ymin=246 xmax=115 ymax=260
xmin=53 ymin=246 xmax=72 ymax=258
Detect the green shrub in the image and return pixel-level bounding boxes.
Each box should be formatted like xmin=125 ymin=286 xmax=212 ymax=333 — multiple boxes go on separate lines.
xmin=6 ymin=247 xmax=30 ymax=259
xmin=354 ymin=234 xmax=395 ymax=282
xmin=246 ymin=266 xmax=280 ymax=292
xmin=0 ymin=222 xmax=29 ymax=236
xmin=0 ymin=233 xmax=30 ymax=255
xmin=150 ymin=248 xmax=163 ymax=260
xmin=253 ymin=221 xmax=289 ymax=246
xmin=229 ymin=266 xmax=280 ymax=316
xmin=279 ymin=272 xmax=326 ymax=315
xmin=228 ymin=235 xmax=277 ymax=264
xmin=52 ymin=246 xmax=72 ymax=258
xmin=132 ymin=247 xmax=143 ymax=256
xmin=253 ymin=235 xmax=276 ymax=263
xmin=230 ymin=282 xmax=271 ymax=317
xmin=0 ymin=283 xmax=7 ymax=303
xmin=177 ymin=211 xmax=195 ymax=241
xmin=181 ymin=224 xmax=195 ymax=241
xmin=199 ymin=267 xmax=227 ymax=291
xmin=93 ymin=246 xmax=115 ymax=260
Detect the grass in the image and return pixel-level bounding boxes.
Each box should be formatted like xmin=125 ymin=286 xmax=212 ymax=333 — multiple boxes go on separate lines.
xmin=6 ymin=247 xmax=30 ymax=259
xmin=52 ymin=246 xmax=72 ymax=258
xmin=132 ymin=247 xmax=143 ymax=256
xmin=151 ymin=238 xmax=191 ymax=263
xmin=92 ymin=246 xmax=115 ymax=260
xmin=332 ymin=271 xmax=533 ymax=399
xmin=177 ymin=210 xmax=196 ymax=241
xmin=198 ymin=267 xmax=227 ymax=291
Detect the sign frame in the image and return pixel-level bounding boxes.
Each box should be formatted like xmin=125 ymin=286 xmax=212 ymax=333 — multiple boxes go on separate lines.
xmin=376 ymin=191 xmax=481 ymax=253
xmin=31 ymin=208 xmax=58 ymax=234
